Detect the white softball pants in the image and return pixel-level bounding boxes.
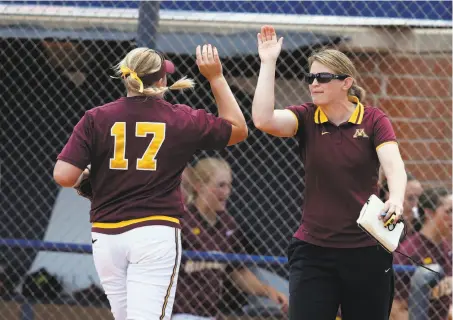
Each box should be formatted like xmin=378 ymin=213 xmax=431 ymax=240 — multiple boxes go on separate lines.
xmin=92 ymin=225 xmax=182 ymax=320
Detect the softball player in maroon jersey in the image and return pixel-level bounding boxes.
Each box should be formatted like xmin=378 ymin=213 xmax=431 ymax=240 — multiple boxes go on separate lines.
xmin=252 ymin=25 xmax=407 ymax=320
xmin=392 ymin=187 xmax=452 ymax=320
xmin=173 ymin=158 xmax=288 ymax=319
xmin=53 ymin=45 xmax=248 ymax=320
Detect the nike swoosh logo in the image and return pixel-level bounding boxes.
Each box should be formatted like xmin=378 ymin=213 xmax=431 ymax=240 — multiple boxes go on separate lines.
xmin=92 ymin=239 xmax=98 ymax=244
xmin=321 ymin=132 xmax=330 ymax=135
xmin=385 ymin=268 xmax=391 ymax=273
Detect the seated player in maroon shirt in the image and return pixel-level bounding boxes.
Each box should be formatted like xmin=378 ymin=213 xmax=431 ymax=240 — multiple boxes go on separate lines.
xmin=172 ymin=158 xmax=288 ymax=319
xmin=251 ymin=25 xmax=407 ymax=320
xmin=391 ymin=187 xmax=452 ymax=320
xmin=53 ymin=45 xmax=248 ymax=320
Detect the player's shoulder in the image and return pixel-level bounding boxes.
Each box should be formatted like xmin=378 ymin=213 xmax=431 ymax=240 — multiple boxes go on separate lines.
xmin=394 ymin=238 xmax=417 ymax=266
xmin=398 ymin=233 xmax=425 ymax=256
xmin=285 ymin=103 xmax=316 ymax=127
xmin=140 ymin=99 xmax=197 ymax=120
xmin=285 ymin=102 xmax=316 ymax=113
xmin=363 ymin=104 xmax=389 ymax=121
xmin=171 ymin=103 xmax=210 ymax=118
xmin=217 ymin=211 xmax=239 ymax=229
xmin=85 ymin=98 xmax=125 ymax=117
xmin=86 ymin=97 xmax=185 ymax=117
xmin=171 ymin=104 xmax=225 ymax=131
xmin=150 ymin=100 xmax=204 ymax=120
xmin=361 ymin=105 xmax=393 ymax=131
xmin=183 ymin=205 xmax=201 ymax=224
xmin=170 ymin=103 xmax=197 ymax=117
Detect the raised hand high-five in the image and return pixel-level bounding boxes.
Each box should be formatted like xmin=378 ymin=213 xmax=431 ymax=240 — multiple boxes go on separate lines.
xmin=195 ymin=43 xmax=248 ymax=146
xmin=257 ymin=25 xmax=284 ymax=63
xmin=196 ymin=44 xmax=222 ymax=81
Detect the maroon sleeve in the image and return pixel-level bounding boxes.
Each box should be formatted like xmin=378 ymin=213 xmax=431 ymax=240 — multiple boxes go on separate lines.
xmin=57 ymin=112 xmax=92 ymax=170
xmin=191 ymin=109 xmax=232 ymax=150
xmin=373 ymin=111 xmax=397 ymax=149
xmin=285 ymin=104 xmax=309 ymax=136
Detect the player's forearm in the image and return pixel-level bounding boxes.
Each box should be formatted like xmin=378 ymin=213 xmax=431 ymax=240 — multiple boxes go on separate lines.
xmin=252 ymin=62 xmax=277 ymax=129
xmin=230 ymin=268 xmax=269 ymax=296
xmin=209 ymin=75 xmax=247 ymax=132
xmin=385 ymin=160 xmax=407 ymax=204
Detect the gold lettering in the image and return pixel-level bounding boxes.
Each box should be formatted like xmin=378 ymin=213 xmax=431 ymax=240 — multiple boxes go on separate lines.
xmin=353 ymin=128 xmax=369 ymax=139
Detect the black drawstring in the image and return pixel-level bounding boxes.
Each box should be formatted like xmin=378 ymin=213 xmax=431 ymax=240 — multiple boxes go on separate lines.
xmin=394 ymin=249 xmax=442 ymax=277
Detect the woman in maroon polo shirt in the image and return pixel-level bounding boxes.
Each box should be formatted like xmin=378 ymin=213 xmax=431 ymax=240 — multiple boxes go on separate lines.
xmin=173 ymin=157 xmax=288 ymax=319
xmin=251 ymin=25 xmax=408 ymax=320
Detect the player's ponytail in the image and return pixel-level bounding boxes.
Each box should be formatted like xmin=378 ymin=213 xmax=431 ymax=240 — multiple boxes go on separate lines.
xmin=349 ymin=83 xmax=366 ymax=102
xmin=113 ymin=47 xmax=195 ymax=97
xmin=140 ymin=77 xmax=196 ymax=97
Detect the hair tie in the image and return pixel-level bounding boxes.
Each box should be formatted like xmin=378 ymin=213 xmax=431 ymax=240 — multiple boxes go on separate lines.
xmin=120 ymin=66 xmax=144 ymax=93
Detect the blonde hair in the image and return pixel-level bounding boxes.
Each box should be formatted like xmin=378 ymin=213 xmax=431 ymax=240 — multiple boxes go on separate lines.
xmin=114 ymin=47 xmax=195 ymax=96
xmin=308 ymin=49 xmax=366 ymax=101
xmin=184 ymin=158 xmax=232 ymax=204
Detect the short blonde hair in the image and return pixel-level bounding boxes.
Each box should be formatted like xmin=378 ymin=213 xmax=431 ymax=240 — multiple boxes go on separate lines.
xmin=114 ymin=47 xmax=195 ymax=96
xmin=308 ymin=49 xmax=366 ymax=101
xmin=184 ymin=158 xmax=232 ymax=204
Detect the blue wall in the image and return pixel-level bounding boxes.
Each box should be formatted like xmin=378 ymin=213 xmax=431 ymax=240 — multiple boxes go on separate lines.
xmin=3 ymin=1 xmax=452 ymax=21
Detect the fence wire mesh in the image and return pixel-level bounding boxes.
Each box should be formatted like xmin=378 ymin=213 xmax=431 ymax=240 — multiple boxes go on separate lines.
xmin=0 ymin=1 xmax=452 ymax=320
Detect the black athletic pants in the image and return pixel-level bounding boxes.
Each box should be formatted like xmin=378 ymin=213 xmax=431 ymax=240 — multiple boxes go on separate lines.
xmin=288 ymin=238 xmax=394 ymax=320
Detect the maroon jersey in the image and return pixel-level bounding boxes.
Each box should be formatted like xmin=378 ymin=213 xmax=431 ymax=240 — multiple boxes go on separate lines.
xmin=286 ymin=96 xmax=397 ymax=248
xmin=173 ymin=205 xmax=246 ymax=317
xmin=57 ymin=97 xmax=232 ymax=234
xmin=394 ymin=233 xmax=452 ymax=320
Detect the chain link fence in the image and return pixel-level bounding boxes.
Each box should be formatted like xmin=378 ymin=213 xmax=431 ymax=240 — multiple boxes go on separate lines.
xmin=1 ymin=1 xmax=451 ymax=319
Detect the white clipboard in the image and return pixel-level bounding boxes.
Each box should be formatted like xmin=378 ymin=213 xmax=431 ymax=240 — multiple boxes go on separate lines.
xmin=357 ymin=194 xmax=404 ymax=253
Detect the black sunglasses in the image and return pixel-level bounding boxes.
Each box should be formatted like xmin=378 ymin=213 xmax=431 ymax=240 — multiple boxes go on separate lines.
xmin=304 ymin=72 xmax=349 ymax=84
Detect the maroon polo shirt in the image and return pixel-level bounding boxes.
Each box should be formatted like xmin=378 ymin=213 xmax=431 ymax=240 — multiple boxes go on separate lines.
xmin=285 ymin=96 xmax=397 ymax=248
xmin=173 ymin=205 xmax=246 ymax=317
xmin=57 ymin=97 xmax=232 ymax=233
xmin=394 ymin=233 xmax=452 ymax=320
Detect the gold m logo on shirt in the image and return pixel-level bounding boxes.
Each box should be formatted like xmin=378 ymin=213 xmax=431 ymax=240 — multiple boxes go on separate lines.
xmin=353 ymin=128 xmax=369 ymax=139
